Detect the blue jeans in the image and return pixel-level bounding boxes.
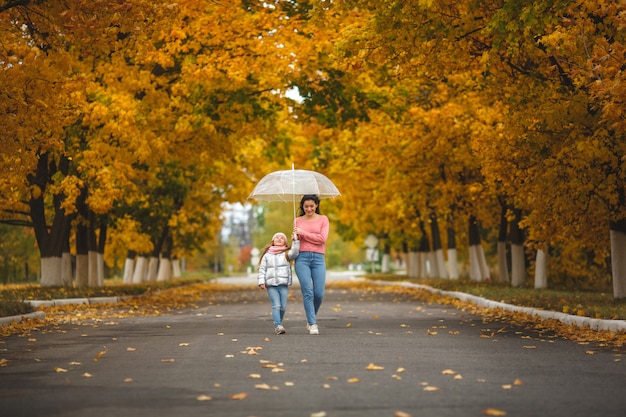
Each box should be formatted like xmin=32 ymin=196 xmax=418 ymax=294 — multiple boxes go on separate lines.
xmin=294 ymin=251 xmax=326 ymax=325
xmin=266 ymin=285 xmax=288 ymax=326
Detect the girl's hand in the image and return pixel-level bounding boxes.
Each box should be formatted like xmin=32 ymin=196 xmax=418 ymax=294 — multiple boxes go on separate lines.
xmin=259 ymin=284 xmax=266 ymax=290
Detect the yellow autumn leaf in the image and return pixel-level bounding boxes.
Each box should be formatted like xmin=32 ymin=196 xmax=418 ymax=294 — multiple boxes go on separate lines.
xmin=93 ymin=346 xmax=108 ymax=362
xmin=82 ymin=372 xmax=93 ymax=378
xmin=54 ymin=367 xmax=68 ymax=373
xmin=366 ymin=363 xmax=384 ymax=370
xmin=483 ymin=408 xmax=506 ymax=416
xmin=161 ymin=358 xmax=175 ymax=363
xmin=255 ymin=383 xmax=272 ymax=390
xmin=179 ymin=343 xmax=190 ymax=347
xmin=229 ymin=392 xmax=248 ymax=400
xmin=347 ymin=377 xmax=360 ymax=383
xmin=271 ymin=368 xmax=286 ymax=373
xmin=196 ymin=395 xmax=212 ymax=401
xmin=441 ymin=369 xmax=456 ymax=375
xmin=423 ymin=386 xmax=440 ymax=391
xmin=249 ymin=373 xmax=262 ymax=379
xmin=513 ymin=379 xmax=524 ymax=385
xmin=395 ymin=411 xmax=412 ymax=417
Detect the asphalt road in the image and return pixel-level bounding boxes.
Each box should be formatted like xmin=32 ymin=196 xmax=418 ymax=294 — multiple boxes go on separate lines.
xmin=1 ymin=275 xmax=625 ymax=417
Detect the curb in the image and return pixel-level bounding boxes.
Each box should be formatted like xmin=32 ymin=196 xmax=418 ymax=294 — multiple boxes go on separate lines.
xmin=365 ymin=279 xmax=626 ymax=333
xmin=0 ymin=297 xmax=127 ymax=328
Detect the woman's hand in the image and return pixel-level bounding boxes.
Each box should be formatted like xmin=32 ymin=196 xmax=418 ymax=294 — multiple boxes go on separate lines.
xmin=259 ymin=284 xmax=266 ymax=290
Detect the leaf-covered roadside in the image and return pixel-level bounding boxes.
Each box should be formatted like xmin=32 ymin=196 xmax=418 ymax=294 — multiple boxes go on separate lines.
xmin=368 ymin=275 xmax=626 ymax=321
xmin=1 ymin=279 xmax=625 ymax=349
xmin=0 ymin=276 xmax=211 ymax=318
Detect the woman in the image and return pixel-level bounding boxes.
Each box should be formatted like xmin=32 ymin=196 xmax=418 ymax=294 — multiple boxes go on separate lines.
xmin=293 ymin=194 xmax=329 ymax=335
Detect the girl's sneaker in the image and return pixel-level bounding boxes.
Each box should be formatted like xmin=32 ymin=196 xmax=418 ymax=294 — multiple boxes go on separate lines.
xmin=308 ymin=324 xmax=319 ymax=335
xmin=275 ymin=325 xmax=286 ymax=335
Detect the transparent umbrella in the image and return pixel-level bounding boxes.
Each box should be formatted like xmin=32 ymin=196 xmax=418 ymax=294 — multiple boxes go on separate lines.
xmin=248 ymin=165 xmax=341 ymax=220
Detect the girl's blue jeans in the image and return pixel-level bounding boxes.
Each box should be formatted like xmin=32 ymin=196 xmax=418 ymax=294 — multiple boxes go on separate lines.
xmin=266 ymin=285 xmax=288 ymax=326
xmin=294 ymin=251 xmax=326 ymax=325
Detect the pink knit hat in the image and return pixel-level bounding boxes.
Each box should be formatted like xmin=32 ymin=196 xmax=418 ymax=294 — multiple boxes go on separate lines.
xmin=272 ymin=232 xmax=287 ymax=242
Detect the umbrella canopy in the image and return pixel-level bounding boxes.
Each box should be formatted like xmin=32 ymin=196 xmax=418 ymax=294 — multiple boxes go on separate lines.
xmin=248 ymin=169 xmax=341 ymax=202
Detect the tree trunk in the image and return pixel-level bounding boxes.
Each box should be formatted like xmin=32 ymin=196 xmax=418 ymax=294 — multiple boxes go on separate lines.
xmin=123 ymin=250 xmax=136 ymax=284
xmin=430 ymin=213 xmax=447 ymax=278
xmin=497 ymin=202 xmax=510 ymax=283
xmin=88 ymin=212 xmax=99 ymax=287
xmin=381 ymin=242 xmax=391 ymax=273
xmin=61 ymin=234 xmax=73 ymax=286
xmin=28 ymin=152 xmax=73 ymax=286
xmin=97 ymin=220 xmax=107 ymax=286
xmin=418 ymin=220 xmax=429 ymax=278
xmin=447 ymin=227 xmax=459 ymax=279
xmin=75 ymin=221 xmax=89 ymax=287
xmin=510 ymin=209 xmax=526 ymax=287
xmin=132 ymin=256 xmax=148 ymax=283
xmin=534 ymin=248 xmax=548 ymax=289
xmin=172 ymin=257 xmax=182 ymax=278
xmin=610 ymin=220 xmax=626 ymax=299
xmin=468 ymin=216 xmax=490 ymax=281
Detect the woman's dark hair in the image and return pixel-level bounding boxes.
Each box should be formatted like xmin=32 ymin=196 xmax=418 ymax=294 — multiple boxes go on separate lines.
xmin=298 ymin=194 xmax=321 ymax=216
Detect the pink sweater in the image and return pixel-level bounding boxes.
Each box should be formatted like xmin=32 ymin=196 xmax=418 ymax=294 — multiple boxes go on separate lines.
xmin=295 ymin=215 xmax=329 ymax=254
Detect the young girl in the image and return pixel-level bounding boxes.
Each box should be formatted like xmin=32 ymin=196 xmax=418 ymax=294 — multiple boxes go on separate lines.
xmin=257 ymin=232 xmax=300 ymax=334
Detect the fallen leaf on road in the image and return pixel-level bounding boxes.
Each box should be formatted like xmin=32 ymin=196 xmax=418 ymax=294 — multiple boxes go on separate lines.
xmin=0 ymin=359 xmax=8 ymax=367
xmin=249 ymin=373 xmax=262 ymax=379
xmin=54 ymin=367 xmax=68 ymax=373
xmin=523 ymin=346 xmax=536 ymax=349
xmin=124 ymin=378 xmax=133 ymax=383
xmin=441 ymin=369 xmax=456 ymax=375
xmin=82 ymin=372 xmax=93 ymax=378
xmin=69 ymin=361 xmax=82 ymax=366
xmin=395 ymin=412 xmax=412 ymax=417
xmin=347 ymin=378 xmax=360 ymax=383
xmin=179 ymin=343 xmax=190 ymax=347
xmin=229 ymin=392 xmax=248 ymax=400
xmin=483 ymin=408 xmax=506 ymax=416
xmin=93 ymin=347 xmax=108 ymax=362
xmin=396 ymin=367 xmax=406 ymax=373
xmin=161 ymin=358 xmax=175 ymax=363
xmin=196 ymin=395 xmax=212 ymax=401
xmin=513 ymin=379 xmax=523 ymax=385
xmin=366 ymin=363 xmax=384 ymax=370
xmin=423 ymin=386 xmax=440 ymax=391
xmin=271 ymin=368 xmax=286 ymax=373
xmin=501 ymin=384 xmax=512 ymax=390
xmin=127 ymin=347 xmax=136 ymax=352
xmin=310 ymin=411 xmax=326 ymax=417
xmin=427 ymin=329 xmax=438 ymax=335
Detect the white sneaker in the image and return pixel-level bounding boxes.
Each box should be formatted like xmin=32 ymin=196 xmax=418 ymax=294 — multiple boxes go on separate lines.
xmin=275 ymin=325 xmax=286 ymax=335
xmin=308 ymin=324 xmax=319 ymax=335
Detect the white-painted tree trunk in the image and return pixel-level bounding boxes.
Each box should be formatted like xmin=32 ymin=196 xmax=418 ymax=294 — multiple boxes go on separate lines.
xmin=418 ymin=252 xmax=428 ymax=278
xmin=447 ymin=248 xmax=459 ymax=279
xmin=97 ymin=252 xmax=105 ymax=286
xmin=88 ymin=250 xmax=99 ymax=287
xmin=157 ymin=258 xmax=172 ymax=281
xmin=469 ymin=245 xmax=482 ymax=281
xmin=433 ymin=248 xmax=447 ymax=279
xmin=408 ymin=251 xmax=418 ymax=278
xmin=40 ymin=257 xmax=64 ymax=287
xmin=428 ymin=252 xmax=439 ymax=278
xmin=381 ymin=253 xmax=390 ymax=273
xmin=534 ymin=249 xmax=548 ymax=289
xmin=61 ymin=252 xmax=73 ymax=286
xmin=497 ymin=241 xmax=509 ymax=283
xmin=75 ymin=254 xmax=89 ymax=286
xmin=123 ymin=258 xmax=135 ymax=284
xmin=132 ymin=256 xmax=148 ymax=283
xmin=172 ymin=258 xmax=182 ymax=278
xmin=610 ymin=229 xmax=626 ymax=298
xmin=147 ymin=256 xmax=159 ymax=282
xmin=511 ymin=243 xmax=526 ymax=287
xmin=478 ymin=244 xmax=490 ymax=280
